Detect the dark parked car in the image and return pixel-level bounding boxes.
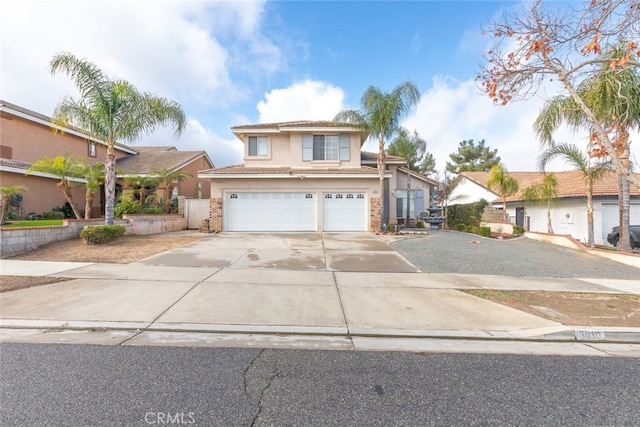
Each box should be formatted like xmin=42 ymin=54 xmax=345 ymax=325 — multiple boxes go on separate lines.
xmin=606 ymin=225 xmax=640 ymax=248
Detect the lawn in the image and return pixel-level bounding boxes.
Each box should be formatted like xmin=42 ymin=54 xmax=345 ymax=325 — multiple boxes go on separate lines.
xmin=1 ymin=219 xmax=64 ymax=228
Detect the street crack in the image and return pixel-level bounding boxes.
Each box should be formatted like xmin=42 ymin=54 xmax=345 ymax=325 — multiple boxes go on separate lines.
xmin=243 ymin=349 xmax=280 ymax=426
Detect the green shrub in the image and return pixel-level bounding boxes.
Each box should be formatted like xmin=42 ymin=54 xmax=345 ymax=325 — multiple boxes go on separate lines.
xmin=142 ymin=206 xmax=164 ymax=215
xmin=446 ymin=199 xmax=488 ymax=228
xmin=478 ymin=226 xmax=491 ymax=237
xmin=80 ymin=225 xmax=126 ymax=245
xmin=466 ymin=225 xmax=476 ymax=233
xmin=43 ymin=210 xmax=65 ymax=220
xmin=513 ymin=225 xmax=525 ymax=236
xmin=114 ymin=199 xmax=142 ymax=218
xmin=416 ymin=221 xmax=424 ymax=228
xmin=456 ymin=223 xmax=466 ymax=231
xmin=52 ymin=202 xmax=75 ymax=218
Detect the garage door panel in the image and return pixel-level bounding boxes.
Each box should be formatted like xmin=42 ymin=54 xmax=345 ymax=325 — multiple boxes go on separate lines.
xmin=226 ymin=192 xmax=316 ymax=231
xmin=323 ymin=192 xmax=367 ymax=231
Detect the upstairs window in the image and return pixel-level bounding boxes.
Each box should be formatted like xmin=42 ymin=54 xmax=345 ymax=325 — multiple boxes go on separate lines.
xmin=248 ymin=136 xmax=268 ymax=156
xmin=302 ymin=134 xmax=350 ymax=161
xmin=88 ymin=142 xmax=97 ymax=157
xmin=313 ymin=135 xmax=339 ymax=160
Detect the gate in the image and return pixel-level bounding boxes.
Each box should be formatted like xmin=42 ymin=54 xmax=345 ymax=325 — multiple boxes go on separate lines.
xmin=184 ymin=199 xmax=210 ymax=229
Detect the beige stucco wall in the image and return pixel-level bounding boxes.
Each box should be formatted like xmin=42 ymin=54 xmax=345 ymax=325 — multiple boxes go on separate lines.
xmin=0 ymin=172 xmax=96 ymax=217
xmin=174 ymin=156 xmax=213 ymax=199
xmin=0 ymin=112 xmax=128 ymax=164
xmin=208 ymin=177 xmax=379 ymax=231
xmin=242 ymin=132 xmax=363 ymax=169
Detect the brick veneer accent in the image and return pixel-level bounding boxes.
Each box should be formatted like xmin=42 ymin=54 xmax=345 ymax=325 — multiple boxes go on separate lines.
xmin=369 ymin=197 xmax=381 ymax=232
xmin=209 ymin=197 xmax=223 ymax=232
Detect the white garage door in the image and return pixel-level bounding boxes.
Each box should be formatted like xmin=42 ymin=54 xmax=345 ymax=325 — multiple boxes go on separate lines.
xmin=323 ymin=192 xmax=367 ymax=231
xmin=602 ymin=203 xmax=640 ymax=243
xmin=225 ymin=192 xmax=316 ymax=231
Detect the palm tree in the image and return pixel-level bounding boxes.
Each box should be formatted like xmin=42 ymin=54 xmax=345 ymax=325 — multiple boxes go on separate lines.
xmin=533 ymin=46 xmax=640 ymax=251
xmin=334 ymin=82 xmax=420 ymax=230
xmin=523 ymin=174 xmax=559 ymax=234
xmin=27 ymin=155 xmax=83 ymax=219
xmin=78 ymin=162 xmax=105 ymax=219
xmin=387 ymin=127 xmax=429 ymax=226
xmin=538 ymin=143 xmax=611 ymax=247
xmin=150 ymin=168 xmax=192 ymax=213
xmin=0 ymin=185 xmax=27 ymax=225
xmin=49 ymin=52 xmax=186 ymax=225
xmin=124 ymin=175 xmax=162 ymax=206
xmin=486 ymin=164 xmax=519 ymax=223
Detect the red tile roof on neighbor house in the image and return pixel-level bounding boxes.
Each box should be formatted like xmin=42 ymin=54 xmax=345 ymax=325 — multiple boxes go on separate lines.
xmin=460 ymin=170 xmax=640 ymax=202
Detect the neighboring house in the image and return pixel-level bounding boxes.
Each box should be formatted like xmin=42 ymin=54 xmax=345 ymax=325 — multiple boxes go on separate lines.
xmin=0 ymin=100 xmax=213 ymax=218
xmin=117 ymin=146 xmax=212 ymax=202
xmin=198 ymin=121 xmax=436 ymax=232
xmin=451 ymin=170 xmax=640 ymax=245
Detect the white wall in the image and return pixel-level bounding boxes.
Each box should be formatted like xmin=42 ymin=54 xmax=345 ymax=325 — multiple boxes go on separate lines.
xmin=507 ymin=198 xmax=640 ymax=246
xmin=449 ymin=177 xmax=497 ymax=206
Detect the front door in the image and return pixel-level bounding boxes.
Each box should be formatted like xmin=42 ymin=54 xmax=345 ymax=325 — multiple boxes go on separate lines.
xmin=515 ymin=207 xmax=525 ymax=228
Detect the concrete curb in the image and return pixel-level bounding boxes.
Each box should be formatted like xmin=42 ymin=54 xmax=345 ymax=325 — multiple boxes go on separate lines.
xmin=2 ymin=320 xmax=639 ymax=345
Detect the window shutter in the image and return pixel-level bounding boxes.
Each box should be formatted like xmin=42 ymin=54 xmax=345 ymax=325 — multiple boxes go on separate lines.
xmin=302 ymin=134 xmax=313 ymax=161
xmin=339 ymin=134 xmax=350 ymax=161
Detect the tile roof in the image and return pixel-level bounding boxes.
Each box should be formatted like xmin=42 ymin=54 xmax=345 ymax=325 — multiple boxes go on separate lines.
xmin=0 ymin=158 xmax=32 ymax=170
xmin=231 ymin=120 xmax=357 ymax=130
xmin=360 ymin=151 xmax=406 ymax=164
xmin=116 ymin=148 xmax=212 ymax=174
xmin=460 ymin=170 xmax=640 ymax=201
xmin=199 ymin=164 xmax=380 ymax=176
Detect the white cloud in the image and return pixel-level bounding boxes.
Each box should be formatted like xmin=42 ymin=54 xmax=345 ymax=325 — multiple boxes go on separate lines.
xmin=256 ymin=80 xmax=346 ymax=123
xmin=391 ymin=76 xmax=640 ymax=174
xmin=142 ymin=119 xmax=243 ymax=168
xmin=0 ymin=0 xmax=276 ymax=113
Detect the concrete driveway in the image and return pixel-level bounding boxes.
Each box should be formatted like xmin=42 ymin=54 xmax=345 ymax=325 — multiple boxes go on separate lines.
xmin=2 ymin=231 xmax=639 ymax=355
xmin=134 ymin=232 xmax=420 ymax=273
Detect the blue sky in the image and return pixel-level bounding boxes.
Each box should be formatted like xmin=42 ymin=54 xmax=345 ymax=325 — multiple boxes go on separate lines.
xmin=3 ymin=0 xmax=637 ymax=173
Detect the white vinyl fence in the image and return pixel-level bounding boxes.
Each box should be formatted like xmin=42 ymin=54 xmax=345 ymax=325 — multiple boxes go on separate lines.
xmin=184 ymin=198 xmax=210 ymax=229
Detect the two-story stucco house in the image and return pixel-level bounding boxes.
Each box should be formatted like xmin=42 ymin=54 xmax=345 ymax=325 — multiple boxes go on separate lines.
xmin=198 ymin=121 xmax=436 ymax=232
xmin=0 ymin=100 xmax=213 ymax=218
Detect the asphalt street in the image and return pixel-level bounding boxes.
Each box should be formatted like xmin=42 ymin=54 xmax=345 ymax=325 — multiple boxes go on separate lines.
xmin=2 ymin=343 xmax=639 ymax=426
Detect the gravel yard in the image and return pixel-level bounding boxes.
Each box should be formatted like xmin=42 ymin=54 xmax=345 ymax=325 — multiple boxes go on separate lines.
xmin=391 ymin=230 xmax=640 ymax=280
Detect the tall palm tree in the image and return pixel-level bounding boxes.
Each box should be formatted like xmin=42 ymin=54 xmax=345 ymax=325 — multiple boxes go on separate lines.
xmin=78 ymin=162 xmax=105 ymax=219
xmin=533 ymin=46 xmax=640 ymax=251
xmin=150 ymin=168 xmax=192 ymax=213
xmin=27 ymin=155 xmax=83 ymax=219
xmin=486 ymin=163 xmax=519 ymax=223
xmin=0 ymin=185 xmax=27 ymax=225
xmin=538 ymin=143 xmax=611 ymax=247
xmin=387 ymin=127 xmax=428 ymax=226
xmin=334 ymin=82 xmax=420 ymax=230
xmin=49 ymin=52 xmax=186 ymax=225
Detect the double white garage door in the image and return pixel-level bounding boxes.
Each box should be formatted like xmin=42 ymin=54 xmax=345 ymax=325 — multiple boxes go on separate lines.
xmin=225 ymin=192 xmax=367 ymax=232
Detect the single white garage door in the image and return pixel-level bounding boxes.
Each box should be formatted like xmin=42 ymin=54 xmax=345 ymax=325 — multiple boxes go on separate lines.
xmin=323 ymin=192 xmax=367 ymax=231
xmin=225 ymin=192 xmax=316 ymax=231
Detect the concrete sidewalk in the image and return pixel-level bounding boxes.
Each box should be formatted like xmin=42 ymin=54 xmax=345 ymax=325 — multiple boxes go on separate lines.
xmin=1 ymin=232 xmax=639 ymax=356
